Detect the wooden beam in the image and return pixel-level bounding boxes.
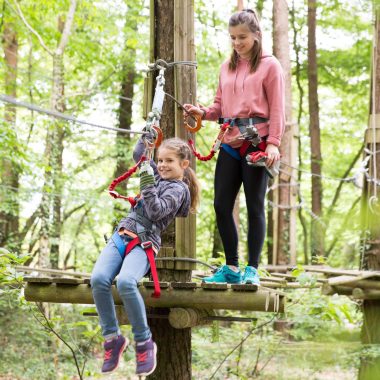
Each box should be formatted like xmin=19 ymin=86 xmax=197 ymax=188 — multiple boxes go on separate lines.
xmin=352 ymin=288 xmax=380 ymax=300
xmin=24 ymin=283 xmax=285 ymax=313
xmin=328 ymin=275 xmax=380 ymax=290
xmin=321 ymin=283 xmax=353 ymax=296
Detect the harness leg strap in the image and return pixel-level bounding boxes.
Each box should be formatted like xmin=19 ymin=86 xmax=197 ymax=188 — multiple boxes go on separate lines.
xmin=125 ymin=238 xmax=161 ymax=298
xmin=143 ymin=245 xmax=161 ymax=298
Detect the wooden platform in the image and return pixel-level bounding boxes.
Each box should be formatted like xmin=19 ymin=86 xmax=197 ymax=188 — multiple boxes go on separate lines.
xmin=23 ymin=276 xmax=284 ymax=313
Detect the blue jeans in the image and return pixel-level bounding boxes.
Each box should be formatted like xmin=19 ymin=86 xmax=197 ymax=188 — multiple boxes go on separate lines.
xmin=91 ymin=235 xmax=151 ymax=342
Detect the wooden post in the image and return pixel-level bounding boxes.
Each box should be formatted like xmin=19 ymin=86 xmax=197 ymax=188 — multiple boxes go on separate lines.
xmin=148 ymin=1 xmax=196 ymax=378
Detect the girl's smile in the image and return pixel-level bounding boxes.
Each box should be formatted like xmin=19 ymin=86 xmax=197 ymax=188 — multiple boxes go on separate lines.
xmin=157 ymin=147 xmax=189 ymax=180
xmin=229 ymin=24 xmax=257 ymax=59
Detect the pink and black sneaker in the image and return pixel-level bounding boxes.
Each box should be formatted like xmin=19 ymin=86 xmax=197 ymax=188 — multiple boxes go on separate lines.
xmin=135 ymin=337 xmax=157 ymax=376
xmin=101 ymin=335 xmax=128 ymax=373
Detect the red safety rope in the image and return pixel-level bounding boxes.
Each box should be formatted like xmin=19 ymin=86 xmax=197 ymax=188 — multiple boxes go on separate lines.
xmin=188 ymin=122 xmax=230 ymax=162
xmin=188 ymin=139 xmax=216 ymax=161
xmin=108 ymin=155 xmax=146 ymax=206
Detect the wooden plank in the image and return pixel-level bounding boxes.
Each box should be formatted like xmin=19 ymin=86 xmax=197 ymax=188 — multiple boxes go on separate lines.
xmin=260 ymin=281 xmax=287 ymax=288
xmin=24 ymin=276 xmax=54 ymax=283
xmin=261 ymin=276 xmax=287 ymax=284
xmin=24 ymin=283 xmax=285 ymax=312
xmin=328 ymin=275 xmax=380 ymax=290
xmin=270 ymin=273 xmax=297 ymax=281
xmin=290 ymin=266 xmax=373 ymax=277
xmin=201 ymin=283 xmax=228 ymax=290
xmin=16 ymin=265 xmax=90 ymax=278
xmin=171 ymin=282 xmax=197 ymax=289
xmin=142 ymin=281 xmax=170 ymax=289
xmin=231 ymin=284 xmax=258 ymax=292
xmin=52 ymin=277 xmax=85 ymax=285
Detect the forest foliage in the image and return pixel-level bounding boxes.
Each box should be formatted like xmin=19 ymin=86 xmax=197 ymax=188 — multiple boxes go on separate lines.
xmin=0 ymin=0 xmax=376 ymax=379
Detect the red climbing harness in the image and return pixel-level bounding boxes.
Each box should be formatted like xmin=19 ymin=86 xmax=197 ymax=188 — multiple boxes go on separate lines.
xmin=125 ymin=237 xmax=161 ymax=298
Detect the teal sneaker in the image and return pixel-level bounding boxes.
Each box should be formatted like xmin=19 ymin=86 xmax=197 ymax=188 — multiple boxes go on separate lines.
xmin=202 ymin=265 xmax=242 ymax=284
xmin=242 ymin=266 xmax=260 ymax=285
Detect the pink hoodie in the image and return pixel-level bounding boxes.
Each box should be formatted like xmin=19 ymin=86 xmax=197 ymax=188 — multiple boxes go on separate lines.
xmin=201 ymin=53 xmax=285 ymax=147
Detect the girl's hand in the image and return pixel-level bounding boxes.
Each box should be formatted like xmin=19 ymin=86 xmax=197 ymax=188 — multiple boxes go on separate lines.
xmin=265 ymin=144 xmax=281 ymax=168
xmin=183 ymin=103 xmax=204 ymax=119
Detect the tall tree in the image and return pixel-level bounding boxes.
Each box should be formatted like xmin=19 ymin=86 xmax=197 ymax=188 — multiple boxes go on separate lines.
xmin=0 ymin=7 xmax=19 ymax=250
xmin=307 ymin=0 xmax=324 ymax=258
xmin=13 ymin=0 xmax=77 ymax=267
xmin=272 ymin=0 xmax=297 ymax=265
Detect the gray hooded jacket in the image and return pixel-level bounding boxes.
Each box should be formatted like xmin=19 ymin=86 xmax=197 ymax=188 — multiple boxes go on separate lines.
xmin=116 ymin=138 xmax=191 ymax=250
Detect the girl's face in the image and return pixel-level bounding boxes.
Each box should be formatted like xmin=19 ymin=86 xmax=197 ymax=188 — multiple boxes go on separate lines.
xmin=229 ymin=23 xmax=257 ymax=59
xmin=157 ymin=147 xmax=189 ymax=181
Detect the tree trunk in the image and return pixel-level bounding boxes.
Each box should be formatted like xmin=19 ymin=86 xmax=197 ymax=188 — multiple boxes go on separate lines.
xmin=359 ymin=4 xmax=380 ymax=379
xmin=36 ymin=1 xmax=77 ymax=268
xmin=50 ymin=51 xmax=66 ymax=268
xmin=272 ymin=0 xmax=297 ymax=265
xmin=307 ymin=0 xmax=324 ymax=259
xmin=0 ymin=18 xmax=19 ymax=250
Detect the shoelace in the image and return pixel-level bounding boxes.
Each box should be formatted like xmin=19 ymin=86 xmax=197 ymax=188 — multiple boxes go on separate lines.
xmin=137 ymin=351 xmax=148 ymax=363
xmin=104 ymin=349 xmax=112 ymax=360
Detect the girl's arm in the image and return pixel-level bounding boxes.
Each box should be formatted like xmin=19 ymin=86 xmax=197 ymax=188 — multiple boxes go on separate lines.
xmin=133 ymin=137 xmax=159 ymax=179
xmin=263 ymin=60 xmax=285 ymax=147
xmin=141 ymin=182 xmax=187 ymax=221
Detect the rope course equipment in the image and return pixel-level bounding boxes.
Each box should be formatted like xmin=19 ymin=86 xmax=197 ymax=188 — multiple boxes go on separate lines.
xmin=188 ymin=122 xmax=231 ymax=161
xmin=107 ymin=64 xmax=166 ymax=204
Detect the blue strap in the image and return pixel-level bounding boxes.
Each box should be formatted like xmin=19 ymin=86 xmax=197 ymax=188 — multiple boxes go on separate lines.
xmin=111 ymin=231 xmax=127 ymax=259
xmin=221 ymin=144 xmax=241 ymax=160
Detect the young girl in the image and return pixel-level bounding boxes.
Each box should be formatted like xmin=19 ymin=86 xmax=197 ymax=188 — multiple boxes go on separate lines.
xmin=91 ymin=137 xmax=199 ymax=376
xmin=184 ymin=9 xmax=285 ymax=285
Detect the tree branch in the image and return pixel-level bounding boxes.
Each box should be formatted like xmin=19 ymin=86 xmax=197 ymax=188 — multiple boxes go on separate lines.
xmin=8 ymin=0 xmax=52 ymax=55
xmin=57 ymin=0 xmax=77 ymax=54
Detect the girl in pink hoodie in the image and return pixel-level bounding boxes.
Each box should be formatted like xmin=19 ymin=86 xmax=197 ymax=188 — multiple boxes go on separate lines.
xmin=184 ymin=9 xmax=285 ymax=285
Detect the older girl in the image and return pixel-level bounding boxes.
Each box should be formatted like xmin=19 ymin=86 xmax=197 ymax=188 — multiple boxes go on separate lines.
xmin=184 ymin=9 xmax=285 ymax=285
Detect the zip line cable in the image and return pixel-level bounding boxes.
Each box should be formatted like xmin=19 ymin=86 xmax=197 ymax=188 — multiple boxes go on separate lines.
xmin=0 ymin=94 xmax=146 ymax=135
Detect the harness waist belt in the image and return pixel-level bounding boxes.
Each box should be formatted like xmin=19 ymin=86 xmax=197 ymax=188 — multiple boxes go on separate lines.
xmin=218 ymin=117 xmax=268 ymax=126
xmin=128 ymin=211 xmax=160 ymax=234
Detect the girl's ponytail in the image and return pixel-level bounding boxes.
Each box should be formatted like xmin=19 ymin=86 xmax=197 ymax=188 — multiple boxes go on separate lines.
xmin=183 ymin=166 xmax=200 ymax=213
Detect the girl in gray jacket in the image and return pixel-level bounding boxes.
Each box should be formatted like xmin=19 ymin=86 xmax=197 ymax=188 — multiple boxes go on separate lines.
xmin=91 ymin=137 xmax=200 ymax=376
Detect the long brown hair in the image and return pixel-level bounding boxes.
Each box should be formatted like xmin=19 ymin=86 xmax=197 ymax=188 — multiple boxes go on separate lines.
xmin=158 ymin=138 xmax=200 ymax=213
xmin=228 ymin=9 xmax=262 ymax=72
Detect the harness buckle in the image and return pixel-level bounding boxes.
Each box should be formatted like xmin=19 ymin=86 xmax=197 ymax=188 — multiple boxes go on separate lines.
xmin=141 ymin=241 xmax=153 ymax=249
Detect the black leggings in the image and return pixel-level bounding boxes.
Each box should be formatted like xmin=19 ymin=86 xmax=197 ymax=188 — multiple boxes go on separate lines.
xmin=214 ymin=147 xmax=268 ymax=268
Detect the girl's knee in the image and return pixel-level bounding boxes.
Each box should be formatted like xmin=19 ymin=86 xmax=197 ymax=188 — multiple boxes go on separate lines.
xmin=91 ymin=272 xmax=112 ymax=289
xmin=214 ymin=200 xmax=232 ymax=218
xmin=117 ymin=275 xmax=138 ymax=294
